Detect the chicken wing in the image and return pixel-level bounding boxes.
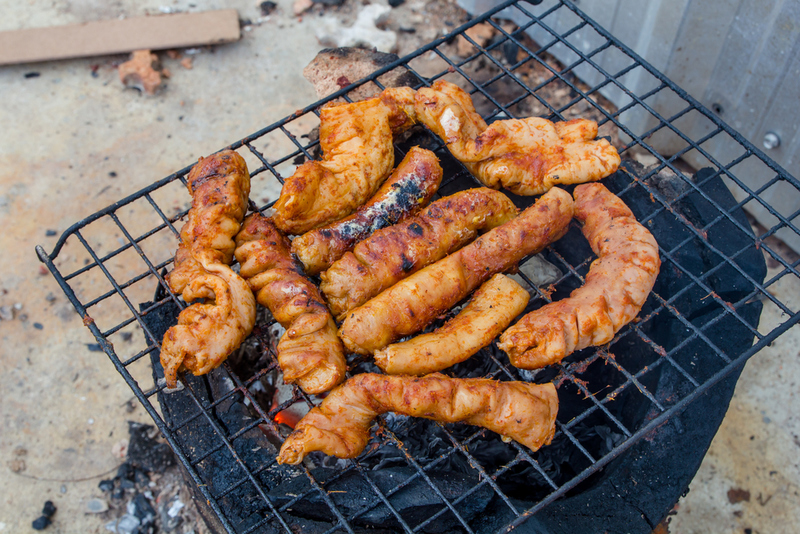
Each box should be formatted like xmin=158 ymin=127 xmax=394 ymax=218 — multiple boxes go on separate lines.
xmin=498 ymin=183 xmax=660 ymax=369
xmin=415 ymin=80 xmax=620 ymax=195
xmin=320 ymin=187 xmax=518 ymax=320
xmin=374 ymin=274 xmax=529 ymax=375
xmin=234 ymin=214 xmax=346 ymax=394
xmin=292 ymin=147 xmax=442 ymax=275
xmin=339 ymin=187 xmax=574 ymax=355
xmin=272 ymin=87 xmax=418 ymax=235
xmin=161 ymin=151 xmax=256 ymax=387
xmin=277 ymin=373 xmax=558 ymax=464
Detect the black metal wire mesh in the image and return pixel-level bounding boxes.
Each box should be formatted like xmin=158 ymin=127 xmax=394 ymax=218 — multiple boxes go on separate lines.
xmin=36 ymin=0 xmax=800 ymax=532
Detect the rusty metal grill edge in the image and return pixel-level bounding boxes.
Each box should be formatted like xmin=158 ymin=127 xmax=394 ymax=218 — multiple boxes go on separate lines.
xmin=36 ymin=0 xmax=800 ymax=532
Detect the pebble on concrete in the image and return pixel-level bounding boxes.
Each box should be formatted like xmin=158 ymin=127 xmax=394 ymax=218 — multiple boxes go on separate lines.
xmin=86 ymin=498 xmax=109 ymax=514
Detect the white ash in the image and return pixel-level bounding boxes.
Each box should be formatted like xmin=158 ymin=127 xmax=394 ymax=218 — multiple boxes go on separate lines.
xmin=156 ymin=377 xmax=185 ymax=393
xmin=316 ymin=4 xmax=397 ymax=52
xmin=515 ymin=254 xmax=562 ymax=288
xmin=0 ymin=306 xmax=13 ymax=321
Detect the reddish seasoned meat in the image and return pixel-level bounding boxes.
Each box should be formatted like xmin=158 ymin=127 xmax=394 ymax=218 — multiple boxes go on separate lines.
xmin=277 ymin=373 xmax=558 ymax=464
xmin=320 ymin=187 xmax=518 ymax=320
xmin=415 ymin=80 xmax=620 ymax=195
xmin=374 ymin=274 xmax=529 ymax=375
xmin=234 ymin=214 xmax=346 ymax=394
xmin=161 ymin=151 xmax=256 ymax=387
xmin=292 ymin=147 xmax=442 ymax=275
xmin=339 ymin=187 xmax=574 ymax=355
xmin=272 ymin=87 xmax=417 ymax=235
xmin=498 ymin=183 xmax=660 ymax=368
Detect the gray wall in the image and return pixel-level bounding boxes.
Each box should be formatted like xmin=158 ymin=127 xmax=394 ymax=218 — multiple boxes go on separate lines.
xmin=459 ymin=0 xmax=800 ymax=250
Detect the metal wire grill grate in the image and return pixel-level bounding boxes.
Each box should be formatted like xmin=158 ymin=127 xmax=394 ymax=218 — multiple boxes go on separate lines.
xmin=36 ymin=0 xmax=800 ymax=532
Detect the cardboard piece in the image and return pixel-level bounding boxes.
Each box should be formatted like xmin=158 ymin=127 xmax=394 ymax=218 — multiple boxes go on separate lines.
xmin=0 ymin=10 xmax=241 ymax=66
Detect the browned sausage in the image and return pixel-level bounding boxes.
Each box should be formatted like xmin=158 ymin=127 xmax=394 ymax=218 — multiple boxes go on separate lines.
xmin=292 ymin=147 xmax=442 ymax=275
xmin=320 ymin=187 xmax=518 ymax=320
xmin=339 ymin=187 xmax=574 ymax=355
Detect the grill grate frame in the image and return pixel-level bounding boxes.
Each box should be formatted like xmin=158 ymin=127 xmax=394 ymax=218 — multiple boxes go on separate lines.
xmin=36 ymin=0 xmax=800 ymax=532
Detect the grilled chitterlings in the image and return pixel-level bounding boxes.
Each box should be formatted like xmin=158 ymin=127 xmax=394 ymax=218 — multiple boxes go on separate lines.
xmin=498 ymin=183 xmax=660 ymax=369
xmin=234 ymin=214 xmax=346 ymax=394
xmin=374 ymin=274 xmax=530 ymax=375
xmin=277 ymin=373 xmax=558 ymax=464
xmin=339 ymin=187 xmax=574 ymax=355
xmin=272 ymin=87 xmax=418 ymax=235
xmin=321 ymin=188 xmax=518 ymax=320
xmin=292 ymin=147 xmax=443 ymax=275
xmin=161 ymin=151 xmax=256 ymax=387
xmin=415 ymin=80 xmax=621 ymax=195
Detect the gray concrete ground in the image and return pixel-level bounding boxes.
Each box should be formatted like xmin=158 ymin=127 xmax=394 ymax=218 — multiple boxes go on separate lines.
xmin=1 ymin=1 xmax=798 ymax=533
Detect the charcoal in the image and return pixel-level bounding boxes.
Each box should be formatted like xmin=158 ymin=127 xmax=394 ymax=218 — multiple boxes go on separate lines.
xmin=31 ymin=516 xmax=50 ymax=530
xmin=41 ymin=501 xmax=56 ymax=518
xmin=117 ymin=463 xmax=134 ymax=484
xmin=517 ymin=163 xmax=767 ymax=532
xmin=159 ymin=495 xmax=184 ymax=532
xmin=259 ymin=1 xmax=277 ymax=16
xmin=134 ymin=467 xmax=150 ymax=486
xmin=267 ymin=467 xmax=494 ymax=532
xmin=127 ymin=421 xmax=175 ymax=472
xmin=131 ymin=493 xmax=156 ymax=526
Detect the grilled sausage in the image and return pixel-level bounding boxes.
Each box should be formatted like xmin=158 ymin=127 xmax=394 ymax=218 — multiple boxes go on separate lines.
xmin=277 ymin=373 xmax=558 ymax=464
xmin=498 ymin=183 xmax=660 ymax=369
xmin=339 ymin=187 xmax=574 ymax=355
xmin=234 ymin=214 xmax=346 ymax=394
xmin=292 ymin=147 xmax=442 ymax=275
xmin=374 ymin=274 xmax=529 ymax=375
xmin=320 ymin=187 xmax=518 ymax=320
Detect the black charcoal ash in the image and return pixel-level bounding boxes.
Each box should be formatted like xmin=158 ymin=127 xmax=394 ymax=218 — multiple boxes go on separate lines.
xmin=259 ymin=1 xmax=277 ymax=16
xmin=31 ymin=500 xmax=56 ymax=530
xmin=267 ymin=466 xmax=493 ymax=533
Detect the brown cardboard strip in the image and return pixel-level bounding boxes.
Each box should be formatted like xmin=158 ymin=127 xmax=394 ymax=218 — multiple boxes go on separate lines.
xmin=0 ymin=10 xmax=241 ymax=66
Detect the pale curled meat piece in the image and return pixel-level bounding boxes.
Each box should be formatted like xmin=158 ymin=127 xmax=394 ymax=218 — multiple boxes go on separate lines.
xmin=234 ymin=214 xmax=346 ymax=394
xmin=272 ymin=87 xmax=417 ymax=235
xmin=374 ymin=274 xmax=529 ymax=375
xmin=161 ymin=265 xmax=256 ymax=387
xmin=292 ymin=147 xmax=443 ymax=275
xmin=339 ymin=187 xmax=574 ymax=355
xmin=498 ymin=183 xmax=661 ymax=369
xmin=161 ymin=151 xmax=256 ymax=388
xmin=277 ymin=373 xmax=558 ymax=464
xmin=320 ymin=187 xmax=518 ymax=320
xmin=415 ymin=80 xmax=621 ymax=195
